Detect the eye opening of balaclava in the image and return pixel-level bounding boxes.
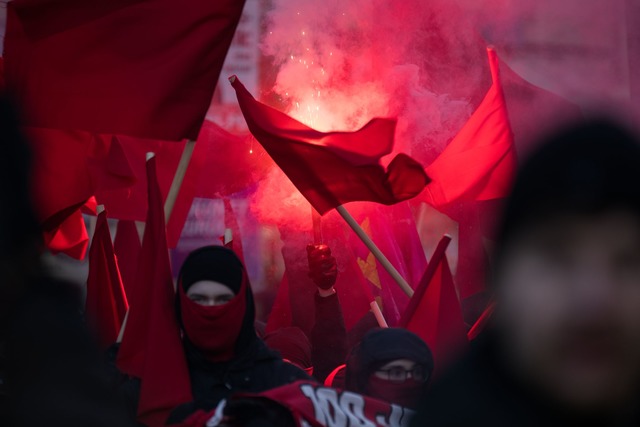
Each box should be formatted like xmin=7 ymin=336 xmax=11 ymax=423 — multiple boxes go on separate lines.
xmin=176 ymin=246 xmax=256 ymax=363
xmin=345 ymin=328 xmax=434 ymax=408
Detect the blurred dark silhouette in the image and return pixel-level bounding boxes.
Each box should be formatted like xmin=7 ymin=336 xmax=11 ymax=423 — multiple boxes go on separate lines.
xmin=412 ymin=118 xmax=640 ymax=426
xmin=0 ymin=96 xmax=133 ymax=427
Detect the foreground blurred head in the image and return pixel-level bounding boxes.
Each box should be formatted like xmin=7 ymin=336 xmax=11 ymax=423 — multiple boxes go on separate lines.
xmin=346 ymin=328 xmax=433 ymax=408
xmin=492 ymin=119 xmax=640 ymax=415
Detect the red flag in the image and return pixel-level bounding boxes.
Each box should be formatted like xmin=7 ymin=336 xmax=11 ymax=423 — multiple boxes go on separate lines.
xmin=4 ymin=0 xmax=245 ymax=141
xmin=265 ymin=275 xmax=294 ymax=334
xmin=400 ymin=235 xmax=468 ymax=373
xmin=85 ymin=210 xmax=128 ymax=349
xmin=26 ymin=127 xmax=94 ymax=229
xmin=42 ymin=208 xmax=89 ymax=259
xmin=230 ymin=76 xmax=430 ymax=215
xmin=26 ymin=127 xmax=136 ymax=258
xmin=166 ymin=121 xmax=272 ymax=247
xmin=117 ymin=156 xmax=191 ymax=426
xmin=113 ymin=220 xmax=141 ymax=299
xmin=423 ymin=48 xmax=516 ymax=208
xmin=95 ymin=137 xmax=186 ymax=221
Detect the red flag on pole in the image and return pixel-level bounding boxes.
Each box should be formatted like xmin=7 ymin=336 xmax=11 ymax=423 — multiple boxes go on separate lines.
xmin=400 ymin=235 xmax=468 ymax=373
xmin=86 ymin=210 xmax=128 ymax=349
xmin=423 ymin=48 xmax=516 ymax=208
xmin=229 ymin=76 xmax=430 ymax=215
xmin=113 ymin=220 xmax=141 ymax=299
xmin=117 ymin=156 xmax=191 ymax=426
xmin=4 ymin=0 xmax=246 ymax=141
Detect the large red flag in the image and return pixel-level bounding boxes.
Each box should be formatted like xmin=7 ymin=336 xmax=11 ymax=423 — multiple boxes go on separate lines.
xmin=400 ymin=235 xmax=468 ymax=373
xmin=4 ymin=0 xmax=246 ymax=141
xmin=113 ymin=220 xmax=141 ymax=299
xmin=26 ymin=127 xmax=135 ymax=258
xmin=230 ymin=76 xmax=430 ymax=215
xmin=117 ymin=156 xmax=191 ymax=426
xmin=85 ymin=210 xmax=129 ymax=349
xmin=423 ymin=48 xmax=516 ymax=208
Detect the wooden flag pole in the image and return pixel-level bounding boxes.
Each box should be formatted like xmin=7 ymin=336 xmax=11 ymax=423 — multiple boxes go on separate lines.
xmin=336 ymin=205 xmax=414 ymax=298
xmin=370 ymin=301 xmax=389 ymax=328
xmin=164 ymin=139 xmax=196 ymax=224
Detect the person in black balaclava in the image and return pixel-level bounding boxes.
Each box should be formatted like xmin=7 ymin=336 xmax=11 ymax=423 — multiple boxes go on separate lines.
xmin=345 ymin=328 xmax=434 ymax=409
xmin=168 ymin=246 xmax=312 ymax=424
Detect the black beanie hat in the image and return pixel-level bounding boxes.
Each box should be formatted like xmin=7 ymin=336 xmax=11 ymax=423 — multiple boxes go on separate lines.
xmin=178 ymin=246 xmax=244 ymax=294
xmin=494 ymin=118 xmax=640 ymax=266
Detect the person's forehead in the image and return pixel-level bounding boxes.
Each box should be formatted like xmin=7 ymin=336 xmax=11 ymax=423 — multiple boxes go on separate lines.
xmin=187 ymin=280 xmax=234 ymax=295
xmin=379 ymin=358 xmax=417 ymax=370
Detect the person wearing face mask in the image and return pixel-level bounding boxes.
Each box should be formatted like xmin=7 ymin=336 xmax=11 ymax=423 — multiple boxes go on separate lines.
xmin=137 ymin=245 xmax=312 ymax=424
xmin=345 ymin=328 xmax=434 ymax=409
xmin=107 ymin=246 xmax=313 ymax=425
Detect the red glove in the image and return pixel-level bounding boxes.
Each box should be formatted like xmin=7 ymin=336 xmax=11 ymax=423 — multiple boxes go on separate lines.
xmin=307 ymin=244 xmax=337 ymax=290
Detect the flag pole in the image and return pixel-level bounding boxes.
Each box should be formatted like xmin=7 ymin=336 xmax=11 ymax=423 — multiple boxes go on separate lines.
xmin=336 ymin=205 xmax=414 ymax=298
xmin=370 ymin=301 xmax=389 ymax=328
xmin=164 ymin=139 xmax=196 ymax=224
xmin=467 ymin=301 xmax=496 ymax=341
xmin=312 ymin=207 xmax=323 ymax=244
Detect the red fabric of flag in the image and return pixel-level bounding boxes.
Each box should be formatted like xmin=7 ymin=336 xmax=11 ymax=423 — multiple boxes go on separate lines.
xmin=95 ymin=137 xmax=185 ymax=221
xmin=165 ymin=121 xmax=272 ymax=247
xmin=400 ymin=235 xmax=468 ymax=373
xmin=116 ymin=157 xmax=192 ymax=426
xmin=86 ymin=210 xmax=129 ymax=349
xmin=230 ymin=76 xmax=430 ymax=215
xmin=114 ymin=219 xmax=141 ymax=299
xmin=26 ymin=127 xmax=136 ymax=258
xmin=423 ymin=48 xmax=516 ymax=208
xmin=265 ymin=274 xmax=293 ymax=334
xmin=42 ymin=208 xmax=89 ymax=260
xmin=5 ymin=0 xmax=245 ymax=141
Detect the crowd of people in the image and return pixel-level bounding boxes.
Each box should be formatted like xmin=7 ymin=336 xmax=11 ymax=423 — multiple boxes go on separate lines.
xmin=1 ymin=90 xmax=640 ymax=426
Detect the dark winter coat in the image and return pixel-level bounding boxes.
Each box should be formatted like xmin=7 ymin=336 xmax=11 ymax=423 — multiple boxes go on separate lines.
xmin=310 ymin=292 xmax=348 ymax=382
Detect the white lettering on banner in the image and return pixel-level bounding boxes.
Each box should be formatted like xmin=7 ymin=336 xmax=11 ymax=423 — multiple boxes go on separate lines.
xmin=339 ymin=391 xmax=376 ymax=427
xmin=375 ymin=405 xmax=412 ymax=427
xmin=300 ymin=384 xmax=413 ymax=427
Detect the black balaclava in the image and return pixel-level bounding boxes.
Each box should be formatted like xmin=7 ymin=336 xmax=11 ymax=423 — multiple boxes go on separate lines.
xmin=494 ymin=118 xmax=640 ymax=270
xmin=176 ymin=246 xmax=257 ymax=363
xmin=345 ymin=328 xmax=434 ymax=408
